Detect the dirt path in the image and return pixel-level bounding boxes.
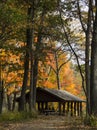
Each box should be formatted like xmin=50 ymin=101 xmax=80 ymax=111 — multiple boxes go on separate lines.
xmin=0 ymin=115 xmax=97 ymax=130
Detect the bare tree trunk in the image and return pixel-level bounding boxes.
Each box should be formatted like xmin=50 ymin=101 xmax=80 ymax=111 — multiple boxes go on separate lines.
xmin=0 ymin=61 xmax=3 ymax=114
xmin=19 ymin=6 xmax=32 ymax=111
xmin=54 ymin=52 xmax=61 ymax=90
xmin=0 ymin=81 xmax=3 ymax=114
xmin=85 ymin=0 xmax=92 ymax=115
xmin=90 ymin=0 xmax=97 ymax=115
xmin=7 ymin=95 xmax=12 ymax=111
xmin=32 ymin=58 xmax=38 ymax=109
xmin=29 ymin=52 xmax=34 ymax=111
xmin=28 ymin=1 xmax=35 ymax=111
xmin=29 ymin=5 xmax=46 ymax=110
xmin=12 ymin=92 xmax=16 ymax=111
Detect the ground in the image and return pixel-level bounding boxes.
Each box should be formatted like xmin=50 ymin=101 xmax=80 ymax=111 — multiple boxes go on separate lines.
xmin=0 ymin=115 xmax=97 ymax=130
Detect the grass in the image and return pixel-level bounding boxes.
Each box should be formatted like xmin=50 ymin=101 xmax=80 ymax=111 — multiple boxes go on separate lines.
xmin=1 ymin=112 xmax=97 ymax=130
xmin=0 ymin=110 xmax=38 ymax=122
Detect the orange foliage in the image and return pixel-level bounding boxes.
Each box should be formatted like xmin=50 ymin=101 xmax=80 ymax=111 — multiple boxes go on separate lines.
xmin=1 ymin=47 xmax=23 ymax=95
xmin=37 ymin=51 xmax=82 ymax=96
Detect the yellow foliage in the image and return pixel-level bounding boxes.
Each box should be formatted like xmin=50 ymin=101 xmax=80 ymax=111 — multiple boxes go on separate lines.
xmin=38 ymin=50 xmax=82 ymax=97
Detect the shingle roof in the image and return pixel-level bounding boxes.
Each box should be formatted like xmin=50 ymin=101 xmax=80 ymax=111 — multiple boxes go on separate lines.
xmin=37 ymin=87 xmax=85 ymax=102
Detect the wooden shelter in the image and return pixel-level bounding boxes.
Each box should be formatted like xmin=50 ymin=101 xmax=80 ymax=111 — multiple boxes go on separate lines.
xmin=36 ymin=87 xmax=85 ymax=116
xmin=16 ymin=87 xmax=85 ymax=116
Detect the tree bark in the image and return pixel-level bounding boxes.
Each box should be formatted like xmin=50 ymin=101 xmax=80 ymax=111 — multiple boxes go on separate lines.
xmin=77 ymin=0 xmax=92 ymax=115
xmin=19 ymin=6 xmax=32 ymax=111
xmin=7 ymin=95 xmax=12 ymax=111
xmin=54 ymin=51 xmax=61 ymax=90
xmin=32 ymin=58 xmax=38 ymax=109
xmin=90 ymin=0 xmax=97 ymax=115
xmin=85 ymin=0 xmax=92 ymax=115
xmin=28 ymin=1 xmax=35 ymax=111
xmin=0 ymin=81 xmax=3 ymax=114
xmin=12 ymin=92 xmax=16 ymax=111
xmin=0 ymin=60 xmax=3 ymax=114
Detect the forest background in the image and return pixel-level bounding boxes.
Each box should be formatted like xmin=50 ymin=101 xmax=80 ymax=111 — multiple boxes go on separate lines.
xmin=0 ymin=0 xmax=97 ymax=120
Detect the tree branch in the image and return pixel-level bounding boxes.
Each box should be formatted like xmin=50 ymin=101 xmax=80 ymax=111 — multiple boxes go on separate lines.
xmin=59 ymin=9 xmax=87 ymax=96
xmin=77 ymin=0 xmax=87 ymax=33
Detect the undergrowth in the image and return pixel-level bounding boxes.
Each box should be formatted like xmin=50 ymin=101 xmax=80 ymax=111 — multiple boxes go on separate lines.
xmin=84 ymin=115 xmax=97 ymax=127
xmin=0 ymin=110 xmax=38 ymax=122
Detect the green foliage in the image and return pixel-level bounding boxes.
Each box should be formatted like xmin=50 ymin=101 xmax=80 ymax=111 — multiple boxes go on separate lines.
xmin=74 ymin=64 xmax=85 ymax=73
xmin=0 ymin=111 xmax=37 ymax=122
xmin=84 ymin=115 xmax=97 ymax=127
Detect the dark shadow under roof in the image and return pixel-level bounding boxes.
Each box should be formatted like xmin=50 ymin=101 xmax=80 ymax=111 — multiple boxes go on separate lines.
xmin=37 ymin=87 xmax=85 ymax=102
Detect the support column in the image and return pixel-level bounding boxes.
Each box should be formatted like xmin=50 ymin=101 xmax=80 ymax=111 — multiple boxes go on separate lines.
xmin=41 ymin=102 xmax=44 ymax=111
xmin=71 ymin=102 xmax=73 ymax=116
xmin=67 ymin=102 xmax=70 ymax=115
xmin=63 ymin=102 xmax=66 ymax=115
xmin=38 ymin=102 xmax=41 ymax=111
xmin=59 ymin=102 xmax=61 ymax=115
xmin=74 ymin=102 xmax=76 ymax=116
xmin=80 ymin=102 xmax=82 ymax=116
xmin=45 ymin=102 xmax=48 ymax=110
xmin=77 ymin=102 xmax=80 ymax=116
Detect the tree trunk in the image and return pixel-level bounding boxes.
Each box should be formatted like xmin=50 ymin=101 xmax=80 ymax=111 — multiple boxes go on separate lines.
xmin=19 ymin=47 xmax=29 ymax=111
xmin=54 ymin=52 xmax=61 ymax=90
xmin=28 ymin=1 xmax=35 ymax=111
xmin=19 ymin=6 xmax=32 ymax=111
xmin=12 ymin=92 xmax=16 ymax=111
xmin=32 ymin=58 xmax=38 ymax=109
xmin=77 ymin=0 xmax=92 ymax=115
xmin=0 ymin=61 xmax=3 ymax=114
xmin=90 ymin=0 xmax=97 ymax=115
xmin=85 ymin=0 xmax=92 ymax=115
xmin=0 ymin=81 xmax=3 ymax=114
xmin=7 ymin=95 xmax=12 ymax=111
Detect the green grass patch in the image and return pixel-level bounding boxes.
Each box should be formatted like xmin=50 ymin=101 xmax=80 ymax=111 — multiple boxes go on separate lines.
xmin=0 ymin=110 xmax=38 ymax=122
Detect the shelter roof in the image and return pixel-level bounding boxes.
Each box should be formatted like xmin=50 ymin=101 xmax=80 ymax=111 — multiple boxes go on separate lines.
xmin=37 ymin=87 xmax=85 ymax=102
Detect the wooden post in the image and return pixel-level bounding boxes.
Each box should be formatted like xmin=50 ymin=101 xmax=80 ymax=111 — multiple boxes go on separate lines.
xmin=59 ymin=102 xmax=61 ymax=115
xmin=45 ymin=102 xmax=48 ymax=110
xmin=77 ymin=102 xmax=80 ymax=116
xmin=41 ymin=102 xmax=44 ymax=110
xmin=74 ymin=102 xmax=76 ymax=116
xmin=67 ymin=102 xmax=70 ymax=115
xmin=80 ymin=102 xmax=82 ymax=116
xmin=63 ymin=102 xmax=66 ymax=115
xmin=71 ymin=102 xmax=73 ymax=116
xmin=38 ymin=102 xmax=40 ymax=111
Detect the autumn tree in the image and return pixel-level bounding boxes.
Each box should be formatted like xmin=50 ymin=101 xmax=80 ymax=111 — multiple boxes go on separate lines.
xmin=18 ymin=0 xmax=35 ymax=111
xmin=37 ymin=49 xmax=77 ymax=94
xmin=0 ymin=0 xmax=26 ymax=113
xmin=27 ymin=0 xmax=66 ymax=111
xmin=50 ymin=47 xmax=72 ymax=90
